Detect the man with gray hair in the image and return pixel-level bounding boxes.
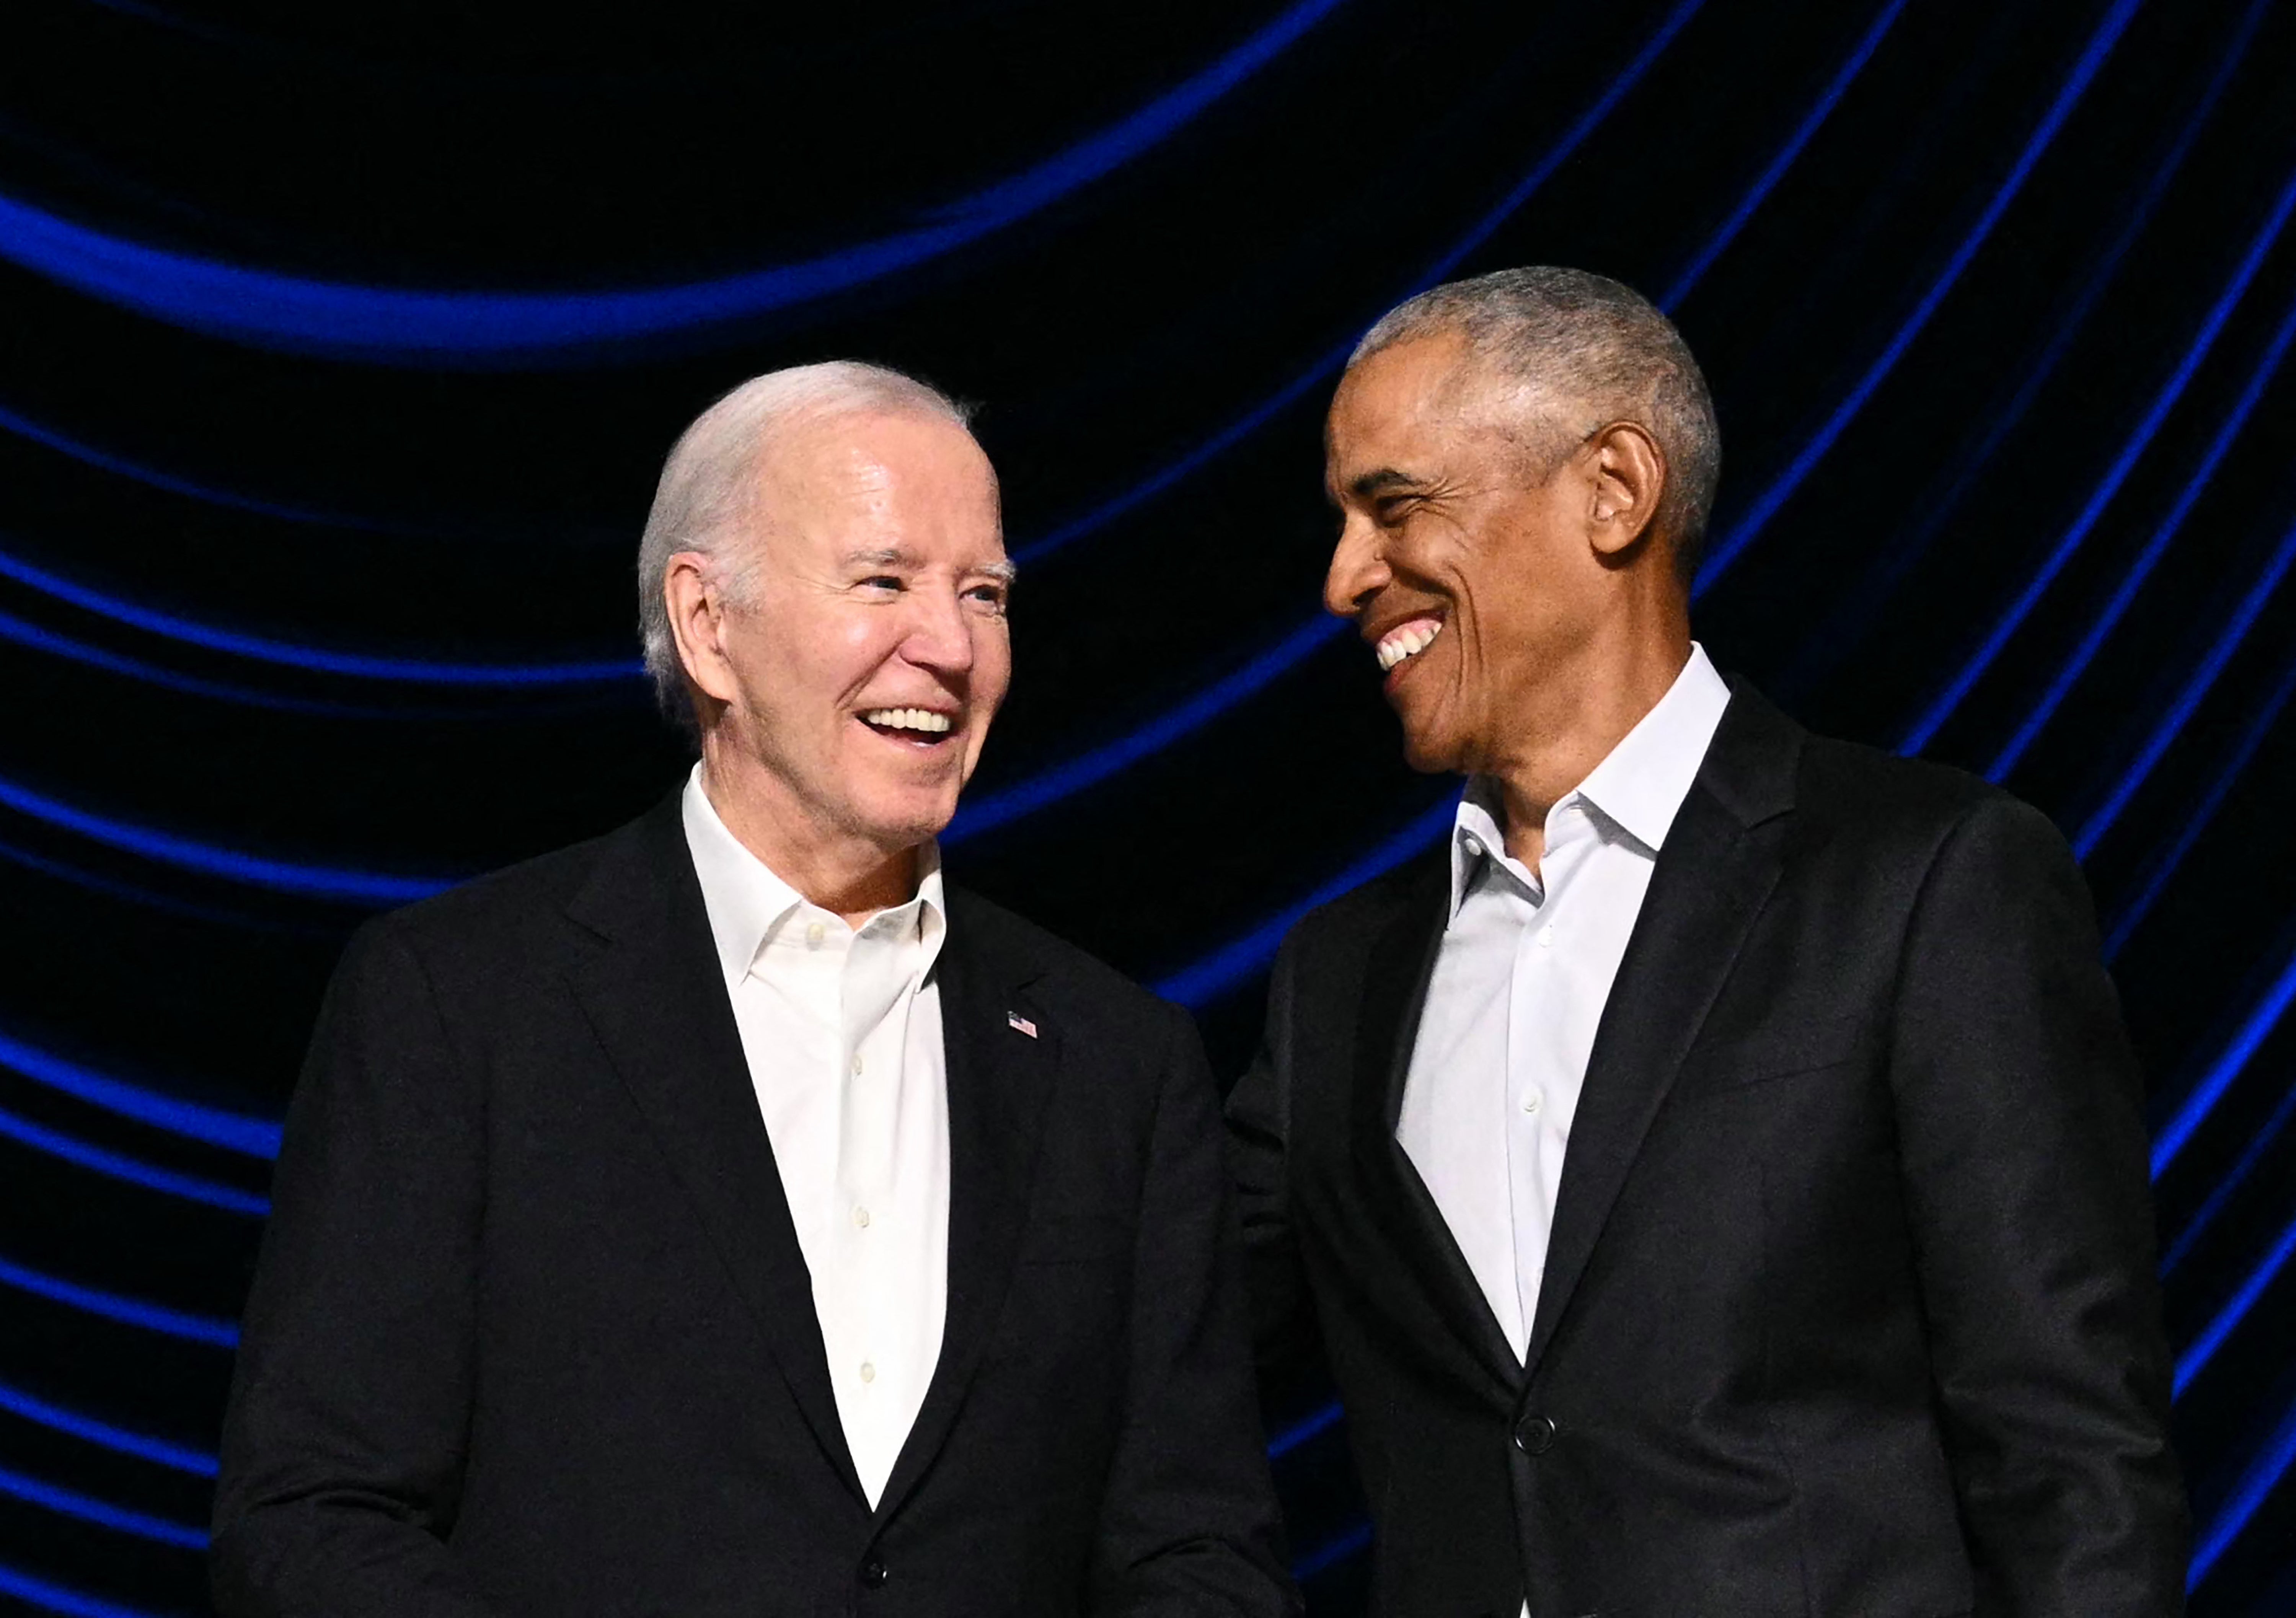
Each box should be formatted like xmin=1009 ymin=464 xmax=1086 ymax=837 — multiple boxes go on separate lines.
xmin=214 ymin=361 xmax=1297 ymax=1617
xmin=1228 ymin=269 xmax=2186 ymax=1614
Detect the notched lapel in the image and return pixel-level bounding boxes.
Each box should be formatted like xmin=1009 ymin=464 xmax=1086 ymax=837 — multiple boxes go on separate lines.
xmin=872 ymin=905 xmax=1058 ymax=1522
xmin=562 ymin=801 xmax=866 ymax=1505
xmin=1348 ymin=855 xmax=1522 ymax=1396
xmin=1522 ymin=692 xmax=1800 ymax=1383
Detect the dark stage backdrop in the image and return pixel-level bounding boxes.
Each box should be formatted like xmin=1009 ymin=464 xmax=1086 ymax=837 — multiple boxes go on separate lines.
xmin=2 ymin=0 xmax=2294 ymax=1610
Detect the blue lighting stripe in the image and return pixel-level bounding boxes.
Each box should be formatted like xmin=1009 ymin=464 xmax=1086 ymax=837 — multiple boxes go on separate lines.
xmin=1156 ymin=795 xmax=1458 ymax=1009
xmin=0 ymin=398 xmax=439 ymax=534
xmin=2150 ymin=935 xmax=2296 ymax=1177
xmin=1014 ymin=0 xmax=1710 ymax=565
xmin=0 ymin=600 xmax=393 ymax=716
xmin=0 ymin=1253 xmax=239 ymax=1348
xmin=1267 ymin=1400 xmax=1343 ymax=1458
xmin=0 ymin=1561 xmax=170 ymax=1618
xmin=2159 ymin=1074 xmax=2296 ymax=1273
xmin=1986 ymin=281 xmax=2296 ymax=777
xmin=2074 ymin=506 xmax=2296 ymax=858
xmin=1293 ymin=1520 xmax=1373 ymax=1580
xmin=0 ymin=0 xmax=1346 ymax=360
xmin=1901 ymin=159 xmax=2296 ymax=758
xmin=2174 ymin=1202 xmax=2296 ymax=1395
xmin=0 ymin=1380 xmax=218 ymax=1478
xmin=2189 ymin=1378 xmax=2296 ymax=1587
xmin=0 ymin=1101 xmax=268 ymax=1214
xmin=1694 ymin=0 xmax=2147 ymax=594
xmin=0 ymin=546 xmax=639 ymax=686
xmin=0 ymin=1463 xmax=205 ymax=1552
xmin=946 ymin=615 xmax=1345 ymax=842
xmin=1658 ymin=0 xmax=1909 ymax=310
xmin=0 ymin=1026 xmax=280 ymax=1158
xmin=2104 ymin=644 xmax=2296 ymax=959
xmin=0 ymin=771 xmax=455 ymax=906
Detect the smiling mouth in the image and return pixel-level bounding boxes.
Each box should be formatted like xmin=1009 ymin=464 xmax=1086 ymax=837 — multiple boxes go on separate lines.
xmin=1373 ymin=615 xmax=1444 ymax=675
xmin=858 ymin=707 xmax=959 ymax=746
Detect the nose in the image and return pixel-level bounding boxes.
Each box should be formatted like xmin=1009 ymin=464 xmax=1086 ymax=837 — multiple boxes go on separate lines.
xmin=901 ymin=580 xmax=976 ymax=678
xmin=1324 ymin=512 xmax=1391 ymax=621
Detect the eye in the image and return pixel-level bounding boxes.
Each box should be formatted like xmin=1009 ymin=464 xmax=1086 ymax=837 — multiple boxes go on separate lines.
xmin=857 ymin=574 xmax=905 ymax=594
xmin=1374 ymin=494 xmax=1419 ymax=524
xmin=963 ymin=581 xmax=1010 ymax=614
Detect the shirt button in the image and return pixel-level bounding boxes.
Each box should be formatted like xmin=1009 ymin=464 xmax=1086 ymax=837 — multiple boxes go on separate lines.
xmin=1463 ymin=836 xmax=1483 ymax=857
xmin=859 ymin=1361 xmax=876 ymax=1384
xmin=1521 ymin=1091 xmax=1543 ymax=1116
xmin=851 ymin=1054 xmax=865 ymax=1076
xmin=805 ymin=922 xmax=825 ymax=948
xmin=1539 ymin=923 xmax=1555 ymax=947
xmin=853 ymin=1204 xmax=871 ymax=1229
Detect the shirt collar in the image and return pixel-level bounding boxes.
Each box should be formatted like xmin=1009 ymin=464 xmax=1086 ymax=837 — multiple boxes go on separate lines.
xmin=1446 ymin=643 xmax=1732 ymax=912
xmin=679 ymin=763 xmax=946 ymax=986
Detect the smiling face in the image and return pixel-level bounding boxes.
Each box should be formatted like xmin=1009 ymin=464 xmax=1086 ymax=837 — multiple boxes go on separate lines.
xmin=1324 ymin=332 xmax=1613 ymax=777
xmin=684 ymin=408 xmax=1012 ymax=863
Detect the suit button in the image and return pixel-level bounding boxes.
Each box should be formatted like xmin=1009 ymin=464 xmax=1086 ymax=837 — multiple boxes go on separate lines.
xmin=859 ymin=1558 xmax=887 ymax=1589
xmin=1514 ymin=1413 xmax=1557 ymax=1454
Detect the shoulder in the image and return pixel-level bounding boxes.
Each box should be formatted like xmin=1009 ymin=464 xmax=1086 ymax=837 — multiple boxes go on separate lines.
xmin=1790 ymin=731 xmax=2068 ymax=864
xmin=945 ymin=886 xmax=1183 ymax=1038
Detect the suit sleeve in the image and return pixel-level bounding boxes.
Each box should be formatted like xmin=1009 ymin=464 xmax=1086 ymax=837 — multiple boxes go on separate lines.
xmin=1223 ymin=931 xmax=1321 ymax=1377
xmin=1888 ymin=796 xmax=2190 ymax=1614
xmin=1088 ymin=1000 xmax=1301 ymax=1617
xmin=211 ymin=919 xmax=505 ymax=1618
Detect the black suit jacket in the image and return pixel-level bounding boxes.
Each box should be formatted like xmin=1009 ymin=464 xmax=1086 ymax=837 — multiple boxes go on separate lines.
xmin=1228 ymin=686 xmax=2187 ymax=1618
xmin=214 ymin=794 xmax=1295 ymax=1618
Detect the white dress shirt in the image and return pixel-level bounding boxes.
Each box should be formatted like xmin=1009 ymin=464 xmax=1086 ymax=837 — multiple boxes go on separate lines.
xmin=681 ymin=766 xmax=950 ymax=1507
xmin=1396 ymin=645 xmax=1732 ymax=1363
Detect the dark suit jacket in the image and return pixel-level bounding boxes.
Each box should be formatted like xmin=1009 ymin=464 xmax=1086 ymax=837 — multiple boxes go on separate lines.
xmin=1228 ymin=686 xmax=2187 ymax=1618
xmin=214 ymin=794 xmax=1295 ymax=1618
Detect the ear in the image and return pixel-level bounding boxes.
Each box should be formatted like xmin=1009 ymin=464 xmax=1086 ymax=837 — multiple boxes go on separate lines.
xmin=664 ymin=552 xmax=742 ymax=708
xmin=1584 ymin=421 xmax=1666 ymax=558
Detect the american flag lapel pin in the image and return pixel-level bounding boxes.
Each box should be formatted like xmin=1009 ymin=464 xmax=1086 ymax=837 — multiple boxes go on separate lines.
xmin=1006 ymin=1011 xmax=1038 ymax=1039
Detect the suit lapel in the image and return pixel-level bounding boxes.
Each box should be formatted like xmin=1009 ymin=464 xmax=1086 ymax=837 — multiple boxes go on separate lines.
xmin=872 ymin=893 xmax=1057 ymax=1522
xmin=563 ymin=795 xmax=866 ymax=1504
xmin=1348 ymin=851 xmax=1524 ymax=1397
xmin=1521 ymin=688 xmax=1801 ymax=1384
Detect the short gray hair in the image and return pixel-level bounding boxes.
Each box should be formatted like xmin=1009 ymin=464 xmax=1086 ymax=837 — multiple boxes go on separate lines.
xmin=636 ymin=360 xmax=975 ymax=723
xmin=1350 ymin=267 xmax=1720 ymax=577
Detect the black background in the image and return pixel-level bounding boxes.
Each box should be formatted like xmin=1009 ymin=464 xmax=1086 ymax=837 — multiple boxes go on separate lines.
xmin=2 ymin=0 xmax=2294 ymax=1610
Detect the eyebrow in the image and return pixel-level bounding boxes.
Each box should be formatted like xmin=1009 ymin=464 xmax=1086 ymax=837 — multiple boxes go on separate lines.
xmin=841 ymin=546 xmax=1018 ymax=584
xmin=1328 ymin=467 xmax=1428 ymax=507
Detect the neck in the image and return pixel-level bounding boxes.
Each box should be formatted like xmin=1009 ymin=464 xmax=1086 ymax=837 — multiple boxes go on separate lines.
xmin=1486 ymin=626 xmax=1693 ymax=871
xmin=698 ymin=745 xmax=920 ymax=926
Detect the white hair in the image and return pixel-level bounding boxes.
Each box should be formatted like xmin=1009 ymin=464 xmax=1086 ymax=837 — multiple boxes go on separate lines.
xmin=635 ymin=360 xmax=977 ymax=724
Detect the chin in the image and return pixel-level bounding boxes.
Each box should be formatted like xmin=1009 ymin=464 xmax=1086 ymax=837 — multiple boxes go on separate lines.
xmin=1397 ymin=724 xmax=1464 ymax=777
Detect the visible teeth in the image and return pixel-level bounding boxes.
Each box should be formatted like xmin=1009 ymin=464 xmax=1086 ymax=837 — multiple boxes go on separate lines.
xmin=862 ymin=707 xmax=953 ymax=733
xmin=1375 ymin=620 xmax=1443 ymax=671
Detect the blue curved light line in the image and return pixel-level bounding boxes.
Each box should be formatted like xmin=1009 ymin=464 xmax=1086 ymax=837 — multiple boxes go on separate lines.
xmin=0 ymin=1560 xmax=170 ymax=1618
xmin=1901 ymin=159 xmax=2296 ymax=759
xmin=2189 ymin=1379 xmax=2296 ymax=1587
xmin=1156 ymin=794 xmax=1458 ymax=1009
xmin=1014 ymin=0 xmax=1712 ymax=566
xmin=1774 ymin=0 xmax=2263 ymax=706
xmin=0 ymin=1025 xmax=281 ymax=1158
xmin=0 ymin=546 xmax=640 ymax=686
xmin=0 ymin=0 xmax=1346 ymax=361
xmin=947 ymin=614 xmax=1346 ymax=842
xmin=1982 ymin=278 xmax=2296 ymax=777
xmin=1694 ymin=0 xmax=2147 ymax=594
xmin=0 ymin=1100 xmax=268 ymax=1213
xmin=0 ymin=1379 xmax=218 ymax=1478
xmin=0 ymin=1253 xmax=239 ymax=1348
xmin=0 ymin=1464 xmax=206 ymax=1551
xmin=2075 ymin=506 xmax=2296 ymax=858
xmin=0 ymin=825 xmax=328 ymax=937
xmin=2150 ymin=933 xmax=2296 ymax=1177
xmin=1658 ymin=0 xmax=1909 ymax=310
xmin=2173 ymin=1199 xmax=2296 ymax=1396
xmin=1268 ymin=1400 xmax=1343 ymax=1458
xmin=2160 ymin=1074 xmax=2296 ymax=1273
xmin=2104 ymin=644 xmax=2296 ymax=959
xmin=0 ymin=771 xmax=456 ymax=906
xmin=0 ymin=600 xmax=401 ymax=716
xmin=1293 ymin=1521 xmax=1373 ymax=1580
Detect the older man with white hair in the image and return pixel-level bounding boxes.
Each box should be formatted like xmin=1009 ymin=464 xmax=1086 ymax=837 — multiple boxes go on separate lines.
xmin=213 ymin=362 xmax=1297 ymax=1618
